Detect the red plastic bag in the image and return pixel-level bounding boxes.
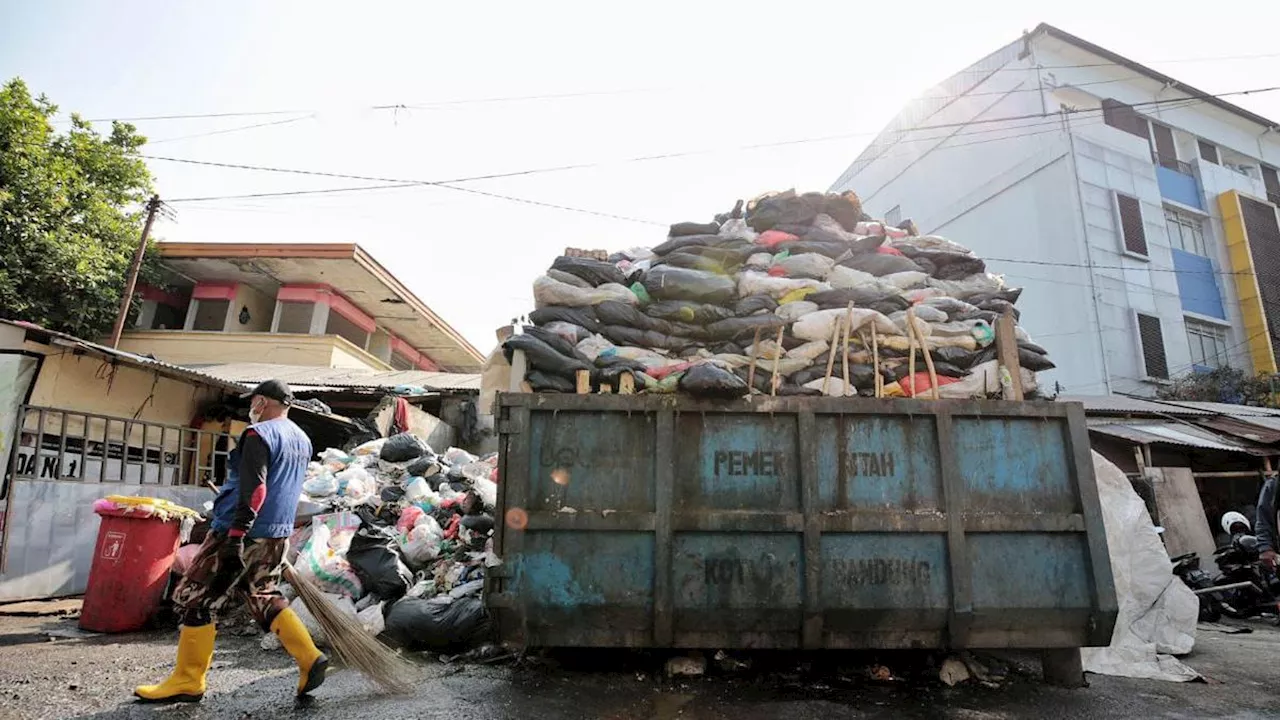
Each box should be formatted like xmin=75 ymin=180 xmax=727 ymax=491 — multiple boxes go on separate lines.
xmin=899 ymin=372 xmax=961 ymax=397
xmin=648 ymin=361 xmax=693 ymax=380
xmin=757 ymin=230 xmax=800 ymax=249
xmin=876 ymin=245 xmax=905 ymax=257
xmin=767 ymin=266 xmax=788 ymax=277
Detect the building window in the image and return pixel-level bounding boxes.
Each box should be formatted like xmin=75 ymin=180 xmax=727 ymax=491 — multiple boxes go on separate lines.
xmin=1186 ymin=319 xmax=1228 ymax=370
xmin=1136 ymin=313 xmax=1169 ymax=379
xmin=1263 ymin=165 xmax=1280 ymax=206
xmin=1150 ymin=123 xmax=1179 ymax=170
xmin=1116 ymin=193 xmax=1148 ymax=257
xmin=1164 ymin=207 xmax=1207 ymax=256
xmin=326 ymin=312 xmax=369 ymax=349
xmin=1198 ymin=140 xmax=1219 ymax=165
xmin=884 ymin=205 xmax=902 ymax=227
xmin=389 ymin=352 xmax=416 ymax=371
xmin=150 ymin=302 xmax=187 ymax=330
xmin=275 ymin=301 xmax=315 ymax=334
xmin=191 ymin=299 xmax=229 ymax=331
xmin=1102 ymin=98 xmax=1149 ymax=139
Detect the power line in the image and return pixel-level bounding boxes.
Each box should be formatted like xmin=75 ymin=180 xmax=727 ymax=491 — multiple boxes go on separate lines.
xmin=147 ymin=114 xmax=315 ymax=145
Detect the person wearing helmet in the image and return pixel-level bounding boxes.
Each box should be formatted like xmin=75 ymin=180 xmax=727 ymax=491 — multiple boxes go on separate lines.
xmin=1222 ymin=511 xmax=1252 ymax=538
xmin=1257 ymin=474 xmax=1279 ymax=570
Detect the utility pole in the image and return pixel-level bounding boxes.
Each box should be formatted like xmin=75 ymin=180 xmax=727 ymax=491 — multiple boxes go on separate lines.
xmin=109 ymin=195 xmax=162 ymax=348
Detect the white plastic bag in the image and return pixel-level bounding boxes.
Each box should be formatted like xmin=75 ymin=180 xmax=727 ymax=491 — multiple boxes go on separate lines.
xmin=533 ymin=275 xmax=637 ymax=309
xmin=792 ymin=308 xmax=901 ymax=342
xmin=737 ymin=272 xmax=829 ymax=300
xmin=718 ymin=218 xmax=758 ymax=242
xmin=289 ymin=594 xmax=357 ymax=647
xmin=776 ymin=253 xmax=835 ymax=280
xmin=926 ymin=273 xmax=1005 ymax=298
xmin=889 ymin=234 xmax=973 ymax=255
xmin=802 ymin=377 xmax=855 ymax=397
xmin=303 ymin=466 xmax=339 ymax=497
xmin=575 ymin=334 xmax=616 ymax=362
xmin=352 ymin=438 xmax=387 ymax=457
xmin=827 ymin=266 xmax=899 ymax=295
xmin=745 ymin=252 xmax=774 ymax=271
xmin=787 ymin=340 xmax=830 ymax=363
xmin=880 ymin=271 xmax=928 ymax=290
xmin=889 ymin=307 xmax=947 ymax=326
xmin=319 ymin=448 xmax=351 ymax=469
xmin=357 ymin=602 xmax=386 ymax=636
xmin=335 ymin=466 xmax=373 ymax=496
xmin=402 ymin=518 xmax=444 ymax=569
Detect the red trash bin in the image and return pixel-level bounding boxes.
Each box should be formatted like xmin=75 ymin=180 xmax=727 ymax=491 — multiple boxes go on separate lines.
xmin=80 ymin=496 xmax=197 ymax=633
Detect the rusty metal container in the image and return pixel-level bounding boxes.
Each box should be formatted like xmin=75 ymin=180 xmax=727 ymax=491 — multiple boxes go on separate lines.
xmin=489 ymin=395 xmax=1117 ymax=651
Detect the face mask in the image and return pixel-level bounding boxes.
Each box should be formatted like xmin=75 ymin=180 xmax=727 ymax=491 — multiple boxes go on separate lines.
xmin=248 ymin=399 xmax=263 ymax=424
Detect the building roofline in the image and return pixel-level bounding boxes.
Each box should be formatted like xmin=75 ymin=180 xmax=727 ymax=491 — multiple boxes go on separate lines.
xmin=155 ymin=242 xmax=484 ymax=365
xmin=1033 ymin=23 xmax=1280 ymax=133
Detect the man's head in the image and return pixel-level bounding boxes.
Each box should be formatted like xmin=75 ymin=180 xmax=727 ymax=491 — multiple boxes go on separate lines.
xmin=242 ymin=379 xmax=293 ymax=424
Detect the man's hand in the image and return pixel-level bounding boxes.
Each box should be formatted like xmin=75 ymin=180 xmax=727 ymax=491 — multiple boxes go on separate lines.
xmin=1262 ymin=549 xmax=1277 ymax=570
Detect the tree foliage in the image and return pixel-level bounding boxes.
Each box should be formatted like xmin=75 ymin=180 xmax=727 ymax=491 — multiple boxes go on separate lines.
xmin=1158 ymin=366 xmax=1279 ymax=408
xmin=0 ymin=77 xmax=162 ymax=339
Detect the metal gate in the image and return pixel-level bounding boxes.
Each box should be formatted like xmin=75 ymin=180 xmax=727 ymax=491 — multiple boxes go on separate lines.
xmin=0 ymin=405 xmax=234 ymax=601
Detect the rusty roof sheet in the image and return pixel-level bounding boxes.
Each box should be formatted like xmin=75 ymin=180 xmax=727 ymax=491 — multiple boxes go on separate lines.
xmin=1088 ymin=421 xmax=1272 ymax=455
xmin=1151 ymin=400 xmax=1280 ymax=418
xmin=1058 ymin=395 xmax=1212 ymax=417
xmin=190 ymin=362 xmax=480 ymax=393
xmin=1194 ymin=416 xmax=1280 ymax=446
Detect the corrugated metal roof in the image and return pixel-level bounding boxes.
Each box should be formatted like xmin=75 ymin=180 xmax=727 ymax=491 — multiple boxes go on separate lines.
xmin=190 ymin=362 xmax=480 ymax=393
xmin=1088 ymin=421 xmax=1272 ymax=455
xmin=1058 ymin=395 xmax=1212 ymax=417
xmin=1151 ymin=400 xmax=1280 ymax=418
xmin=1195 ymin=416 xmax=1280 ymax=445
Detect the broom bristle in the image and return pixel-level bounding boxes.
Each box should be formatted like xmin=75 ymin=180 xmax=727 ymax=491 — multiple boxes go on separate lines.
xmin=284 ymin=562 xmax=418 ymax=695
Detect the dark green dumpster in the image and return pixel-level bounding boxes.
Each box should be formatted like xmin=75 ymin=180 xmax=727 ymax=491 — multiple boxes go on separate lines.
xmin=489 ymin=394 xmax=1116 ymax=654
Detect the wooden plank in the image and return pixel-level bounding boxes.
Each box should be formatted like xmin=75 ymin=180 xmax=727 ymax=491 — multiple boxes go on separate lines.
xmin=770 ymin=326 xmax=785 ymax=397
xmin=908 ymin=308 xmax=939 ymax=399
xmin=618 ymin=374 xmax=635 ymax=395
xmin=509 ymin=350 xmax=528 ymax=393
xmin=747 ymin=328 xmax=763 ymax=395
xmin=821 ymin=316 xmax=841 ymax=396
xmin=575 ymin=369 xmax=592 ymax=394
xmin=996 ymin=313 xmax=1024 ymax=401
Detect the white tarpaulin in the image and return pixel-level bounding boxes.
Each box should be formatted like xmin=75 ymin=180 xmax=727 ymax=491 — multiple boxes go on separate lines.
xmin=1081 ymin=451 xmax=1200 ymax=682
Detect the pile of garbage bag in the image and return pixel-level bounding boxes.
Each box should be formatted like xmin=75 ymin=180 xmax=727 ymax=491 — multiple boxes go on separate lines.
xmin=509 ymin=189 xmax=1051 ymax=398
xmin=285 ymin=433 xmax=498 ymax=651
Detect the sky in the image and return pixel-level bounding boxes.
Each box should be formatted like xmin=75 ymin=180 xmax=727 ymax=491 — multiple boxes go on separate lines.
xmin=4 ymin=0 xmax=1280 ymax=355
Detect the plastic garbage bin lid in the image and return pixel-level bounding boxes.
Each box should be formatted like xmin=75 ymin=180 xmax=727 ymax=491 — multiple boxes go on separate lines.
xmin=93 ymin=495 xmax=201 ymax=521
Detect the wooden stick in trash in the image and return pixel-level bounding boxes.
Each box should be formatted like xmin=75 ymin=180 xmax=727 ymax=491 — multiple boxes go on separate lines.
xmin=841 ymin=303 xmax=853 ymax=394
xmin=821 ymin=315 xmax=841 ymax=396
xmin=908 ymin=308 xmax=940 ymax=400
xmin=769 ymin=326 xmax=785 ymax=397
xmin=907 ymin=313 xmax=917 ymax=396
xmin=871 ymin=323 xmax=882 ymax=398
xmin=747 ymin=328 xmax=762 ymax=395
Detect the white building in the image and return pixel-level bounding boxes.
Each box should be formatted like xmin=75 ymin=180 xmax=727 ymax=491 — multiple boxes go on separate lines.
xmin=830 ymin=23 xmax=1280 ymax=397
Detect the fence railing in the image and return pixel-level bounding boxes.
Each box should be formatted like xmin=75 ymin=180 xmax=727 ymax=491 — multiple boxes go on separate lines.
xmin=6 ymin=405 xmax=235 ymax=490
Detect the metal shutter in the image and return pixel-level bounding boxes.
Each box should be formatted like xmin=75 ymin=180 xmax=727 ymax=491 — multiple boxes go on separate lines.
xmin=1101 ymin=99 xmax=1150 ymax=140
xmin=1137 ymin=314 xmax=1169 ymax=379
xmin=1198 ymin=140 xmax=1220 ymax=165
xmin=1117 ymin=194 xmax=1148 ymax=256
xmin=1240 ymin=197 xmax=1280 ymax=367
xmin=1151 ymin=124 xmax=1178 ymax=169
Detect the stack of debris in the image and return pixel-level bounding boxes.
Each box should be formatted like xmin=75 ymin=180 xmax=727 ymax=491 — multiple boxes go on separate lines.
xmin=265 ymin=433 xmax=497 ymax=652
xmin=506 ymin=189 xmax=1053 ymax=398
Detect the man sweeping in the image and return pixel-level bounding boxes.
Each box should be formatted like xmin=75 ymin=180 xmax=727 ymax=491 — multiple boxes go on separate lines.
xmin=136 ymin=379 xmax=328 ymax=703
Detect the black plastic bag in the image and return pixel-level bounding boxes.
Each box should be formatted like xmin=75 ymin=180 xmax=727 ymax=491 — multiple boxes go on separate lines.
xmin=406 ymin=454 xmax=441 ymax=477
xmin=783 ymin=240 xmax=853 ymax=259
xmin=652 ymin=234 xmax=721 ymax=256
xmin=599 ymin=325 xmax=696 ymax=353
xmin=1019 ymin=340 xmax=1048 ymax=355
xmin=346 ymin=527 xmax=412 ymax=601
xmin=654 ymin=252 xmax=729 ymax=274
xmin=529 ymin=306 xmax=601 ymax=334
xmin=521 ymin=325 xmax=589 ymax=361
xmin=1019 ymin=348 xmax=1056 ymax=371
xmin=383 ymin=597 xmax=491 ymax=651
xmin=734 ymin=295 xmax=779 ymax=317
xmin=642 ymin=265 xmax=737 ymax=305
xmin=746 ymin=191 xmax=823 ymax=232
xmin=894 ymin=248 xmax=985 ymax=280
xmin=680 ymin=364 xmax=749 ymax=398
xmin=977 ymin=299 xmax=1020 ymax=320
xmin=550 ymin=256 xmax=627 ymax=287
xmin=503 ymin=333 xmax=593 ymax=378
xmin=596 ymin=301 xmax=706 ymax=339
xmin=840 ymin=253 xmax=924 ymax=277
xmin=709 ymin=342 xmax=745 ymax=356
xmin=704 ymin=314 xmax=787 ymax=342
xmin=822 ymin=192 xmax=867 ymax=231
xmin=645 ymin=300 xmax=734 ymax=325
xmin=669 ymin=221 xmax=720 ymax=237
xmin=808 ymin=287 xmax=908 ymax=311
xmin=380 ymin=432 xmax=430 ymax=463
xmin=526 ymin=370 xmax=576 ymax=392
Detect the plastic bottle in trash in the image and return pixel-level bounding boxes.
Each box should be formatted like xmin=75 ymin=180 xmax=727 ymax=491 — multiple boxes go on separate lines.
xmin=404 ymin=476 xmax=430 ymax=502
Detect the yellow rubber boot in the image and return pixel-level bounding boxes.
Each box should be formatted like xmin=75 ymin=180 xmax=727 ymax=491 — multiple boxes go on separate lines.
xmin=271 ymin=609 xmax=329 ymax=696
xmin=134 ymin=624 xmax=216 ymax=703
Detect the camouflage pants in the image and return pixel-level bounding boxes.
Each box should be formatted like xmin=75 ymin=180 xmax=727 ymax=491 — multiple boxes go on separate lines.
xmin=172 ymin=532 xmax=289 ymax=630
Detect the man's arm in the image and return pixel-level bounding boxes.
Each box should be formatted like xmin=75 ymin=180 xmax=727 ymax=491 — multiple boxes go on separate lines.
xmin=228 ymin=431 xmax=270 ymax=538
xmin=1254 ymin=476 xmax=1278 ymax=564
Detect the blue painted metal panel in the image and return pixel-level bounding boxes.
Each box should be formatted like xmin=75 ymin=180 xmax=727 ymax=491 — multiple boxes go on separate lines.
xmin=814 ymin=415 xmax=941 ymax=510
xmin=675 ymin=413 xmax=799 ymax=511
xmin=511 ymin=531 xmax=653 ymax=609
xmin=673 ymin=533 xmax=802 ymax=610
xmin=526 ymin=411 xmax=655 ymax=512
xmin=952 ymin=418 xmax=1077 ymax=514
xmin=1157 ymin=165 xmax=1204 ymax=210
xmin=970 ymin=534 xmax=1090 ymax=609
xmin=1171 ymin=248 xmax=1227 ymax=319
xmin=820 ymin=534 xmax=949 ymax=609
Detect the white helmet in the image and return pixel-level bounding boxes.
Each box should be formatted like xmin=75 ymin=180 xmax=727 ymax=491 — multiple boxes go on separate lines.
xmin=1221 ymin=511 xmax=1251 ymax=535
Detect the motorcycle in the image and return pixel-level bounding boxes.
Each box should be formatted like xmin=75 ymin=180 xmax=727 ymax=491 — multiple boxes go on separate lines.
xmin=1211 ymin=534 xmax=1280 ymax=620
xmin=1171 ymin=552 xmax=1224 ymax=622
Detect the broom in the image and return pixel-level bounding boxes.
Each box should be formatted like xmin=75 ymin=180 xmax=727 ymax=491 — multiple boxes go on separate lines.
xmin=282 ymin=561 xmax=418 ymax=694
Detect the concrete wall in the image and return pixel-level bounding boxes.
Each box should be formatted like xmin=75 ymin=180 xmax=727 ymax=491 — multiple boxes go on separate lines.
xmin=118 ymin=331 xmax=392 ymax=371
xmin=229 ymin=284 xmax=274 ymax=333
